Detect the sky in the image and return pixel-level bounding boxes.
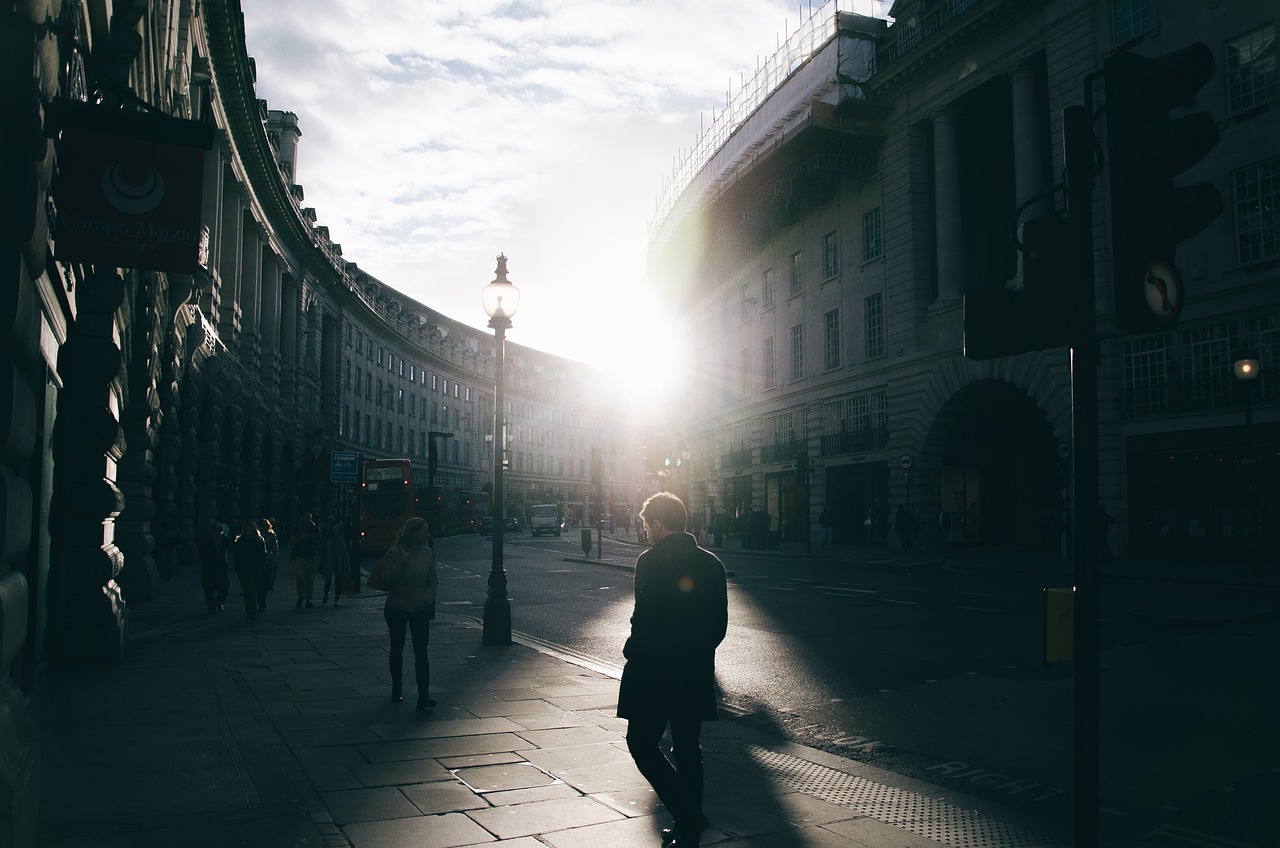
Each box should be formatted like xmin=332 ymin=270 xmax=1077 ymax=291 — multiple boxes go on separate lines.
xmin=239 ymin=0 xmax=890 ymax=372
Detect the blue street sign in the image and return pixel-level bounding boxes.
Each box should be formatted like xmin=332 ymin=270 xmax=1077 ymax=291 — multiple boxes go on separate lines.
xmin=331 ymin=451 xmax=359 ymax=483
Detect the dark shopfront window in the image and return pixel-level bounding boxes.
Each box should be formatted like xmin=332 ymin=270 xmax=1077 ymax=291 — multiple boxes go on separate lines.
xmin=1127 ymin=426 xmax=1279 ymax=561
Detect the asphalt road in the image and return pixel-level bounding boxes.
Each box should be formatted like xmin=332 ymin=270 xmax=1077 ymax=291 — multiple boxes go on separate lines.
xmin=429 ymin=532 xmax=1280 ymax=847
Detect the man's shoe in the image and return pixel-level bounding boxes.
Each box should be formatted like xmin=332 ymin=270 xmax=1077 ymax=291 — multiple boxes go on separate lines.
xmin=305 ymin=601 xmax=314 ymax=608
xmin=296 ymin=596 xmax=303 ymax=608
xmin=417 ymin=698 xmax=437 ymax=711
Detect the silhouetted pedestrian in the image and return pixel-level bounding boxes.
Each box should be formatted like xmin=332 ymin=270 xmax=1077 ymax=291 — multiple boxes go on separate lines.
xmin=291 ymin=512 xmax=320 ymax=608
xmin=319 ymin=520 xmax=350 ymax=606
xmin=618 ymin=493 xmax=728 ymax=848
xmin=258 ymin=517 xmax=279 ymax=611
xmin=233 ymin=520 xmax=266 ymax=621
xmin=198 ymin=518 xmax=229 ymax=614
xmin=380 ymin=517 xmax=439 ymax=709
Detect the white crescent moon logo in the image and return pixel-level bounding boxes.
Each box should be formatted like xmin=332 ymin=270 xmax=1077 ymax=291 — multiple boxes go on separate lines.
xmin=101 ymin=161 xmax=166 ymax=215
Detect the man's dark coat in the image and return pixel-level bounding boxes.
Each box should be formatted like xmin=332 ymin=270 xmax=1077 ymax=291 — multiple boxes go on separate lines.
xmin=617 ymin=531 xmax=728 ymax=721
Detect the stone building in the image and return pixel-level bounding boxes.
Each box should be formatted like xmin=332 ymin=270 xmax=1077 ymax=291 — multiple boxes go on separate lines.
xmin=647 ymin=0 xmax=1277 ymax=559
xmin=0 ymin=2 xmax=634 ymax=843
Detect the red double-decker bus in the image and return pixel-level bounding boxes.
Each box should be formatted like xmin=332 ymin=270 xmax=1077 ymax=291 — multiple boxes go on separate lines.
xmin=358 ymin=458 xmax=415 ymax=552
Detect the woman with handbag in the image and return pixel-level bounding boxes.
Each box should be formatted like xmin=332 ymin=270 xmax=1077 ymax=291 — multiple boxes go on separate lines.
xmin=381 ymin=516 xmax=439 ymax=709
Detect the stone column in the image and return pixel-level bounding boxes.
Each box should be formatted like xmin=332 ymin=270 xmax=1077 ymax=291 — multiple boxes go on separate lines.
xmin=1012 ymin=62 xmax=1049 ymax=220
xmin=279 ymin=274 xmax=299 ymax=406
xmin=259 ymin=249 xmax=282 ymax=391
xmin=217 ymin=178 xmax=243 ymax=349
xmin=238 ymin=219 xmax=263 ymax=373
xmin=933 ymin=109 xmax=964 ymax=302
xmin=49 ymin=268 xmax=128 ymax=666
xmin=115 ymin=273 xmax=161 ymax=601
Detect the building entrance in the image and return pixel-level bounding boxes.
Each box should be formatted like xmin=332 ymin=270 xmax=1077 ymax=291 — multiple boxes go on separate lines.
xmin=929 ymin=380 xmax=1061 ymax=552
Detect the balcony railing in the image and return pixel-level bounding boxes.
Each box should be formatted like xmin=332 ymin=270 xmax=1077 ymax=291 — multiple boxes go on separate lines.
xmin=820 ymin=426 xmax=889 ymax=456
xmin=872 ymin=0 xmax=979 ymax=74
xmin=1119 ymin=372 xmax=1276 ymax=418
xmin=720 ymin=448 xmax=753 ymax=470
xmin=761 ymin=440 xmax=806 ymax=464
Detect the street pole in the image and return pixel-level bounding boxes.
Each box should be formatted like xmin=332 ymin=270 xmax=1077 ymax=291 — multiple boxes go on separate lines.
xmin=483 ymin=317 xmax=511 ymax=645
xmin=481 ymin=256 xmax=518 ymax=646
xmin=1065 ymin=102 xmax=1100 ymax=848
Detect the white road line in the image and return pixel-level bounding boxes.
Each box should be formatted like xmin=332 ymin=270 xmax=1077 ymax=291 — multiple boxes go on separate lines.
xmin=883 ymin=599 xmax=919 ymax=606
xmin=958 ymin=606 xmax=1004 ymax=613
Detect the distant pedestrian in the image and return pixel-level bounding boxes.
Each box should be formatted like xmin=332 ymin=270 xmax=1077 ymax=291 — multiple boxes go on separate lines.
xmin=819 ymin=505 xmax=833 ymax=549
xmin=233 ymin=520 xmax=266 ymax=621
xmin=258 ymin=518 xmax=279 ymax=611
xmin=198 ymin=518 xmax=230 ymax=614
xmin=380 ymin=516 xmax=440 ymax=709
xmin=1098 ymin=503 xmax=1115 ymax=562
xmin=291 ymin=512 xmax=320 ymax=608
xmin=895 ymin=506 xmax=917 ymax=553
xmin=938 ymin=508 xmax=953 ymax=552
xmin=346 ymin=526 xmax=363 ymax=594
xmin=319 ymin=520 xmax=351 ymax=606
xmin=618 ymin=492 xmax=728 ymax=848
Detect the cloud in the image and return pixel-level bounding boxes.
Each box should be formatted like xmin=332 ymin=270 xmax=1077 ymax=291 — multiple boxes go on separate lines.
xmin=240 ymin=0 xmax=833 ymax=360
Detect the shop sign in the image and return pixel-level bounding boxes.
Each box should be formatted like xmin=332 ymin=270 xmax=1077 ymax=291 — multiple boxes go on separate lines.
xmin=53 ymin=101 xmax=214 ymax=273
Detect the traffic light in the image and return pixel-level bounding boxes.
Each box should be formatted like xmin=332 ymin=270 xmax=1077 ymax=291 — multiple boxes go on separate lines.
xmin=1105 ymin=42 xmax=1222 ymax=333
xmin=964 ymin=215 xmax=1072 ymax=360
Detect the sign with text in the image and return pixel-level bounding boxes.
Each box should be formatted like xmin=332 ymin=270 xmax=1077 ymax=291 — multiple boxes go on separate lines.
xmin=331 ymin=451 xmax=359 ymax=483
xmin=54 ymin=101 xmax=214 ymax=273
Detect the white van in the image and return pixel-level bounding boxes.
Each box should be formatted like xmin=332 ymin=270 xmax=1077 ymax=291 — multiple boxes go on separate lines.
xmin=530 ymin=504 xmax=561 ymax=536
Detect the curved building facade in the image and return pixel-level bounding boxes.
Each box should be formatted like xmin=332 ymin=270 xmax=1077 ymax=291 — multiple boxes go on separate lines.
xmin=1 ymin=2 xmax=635 ymax=843
xmin=647 ymin=0 xmax=1277 ymax=560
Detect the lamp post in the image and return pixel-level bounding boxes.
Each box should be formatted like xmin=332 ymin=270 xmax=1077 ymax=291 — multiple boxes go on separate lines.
xmin=1233 ymin=351 xmax=1261 ymax=570
xmin=482 ymin=255 xmax=519 ymax=645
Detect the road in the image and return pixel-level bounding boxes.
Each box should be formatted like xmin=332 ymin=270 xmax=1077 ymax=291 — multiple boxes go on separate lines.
xmin=428 ymin=531 xmax=1280 ymax=846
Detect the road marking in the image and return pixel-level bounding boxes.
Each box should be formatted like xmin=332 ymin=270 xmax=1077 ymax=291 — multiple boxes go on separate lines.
xmin=814 ymin=586 xmax=879 ymax=594
xmin=883 ymin=599 xmax=919 ymax=606
xmin=957 ymin=606 xmax=1004 ymax=613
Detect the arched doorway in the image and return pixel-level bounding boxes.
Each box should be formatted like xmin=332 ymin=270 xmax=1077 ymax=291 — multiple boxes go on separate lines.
xmin=928 ymin=380 xmax=1062 ymax=552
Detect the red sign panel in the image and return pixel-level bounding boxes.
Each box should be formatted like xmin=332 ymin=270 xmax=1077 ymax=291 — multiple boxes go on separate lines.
xmin=54 ymin=102 xmax=215 ymax=274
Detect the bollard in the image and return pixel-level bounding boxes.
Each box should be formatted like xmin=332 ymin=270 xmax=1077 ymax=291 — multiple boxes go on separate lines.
xmin=580 ymin=528 xmax=591 ymax=557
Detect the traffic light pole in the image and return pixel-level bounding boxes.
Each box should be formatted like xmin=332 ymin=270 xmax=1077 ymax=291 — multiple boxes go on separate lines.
xmin=1064 ymin=102 xmax=1100 ymax=848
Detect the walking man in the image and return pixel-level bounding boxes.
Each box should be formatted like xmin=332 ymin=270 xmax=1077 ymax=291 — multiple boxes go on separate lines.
xmin=618 ymin=492 xmax=728 ymax=848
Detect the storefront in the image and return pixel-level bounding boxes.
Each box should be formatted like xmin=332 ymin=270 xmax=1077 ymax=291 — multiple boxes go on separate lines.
xmin=824 ymin=461 xmax=889 ymax=545
xmin=1127 ymin=425 xmax=1279 ymax=561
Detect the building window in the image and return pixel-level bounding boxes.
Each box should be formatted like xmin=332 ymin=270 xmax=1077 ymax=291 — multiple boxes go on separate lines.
xmin=824 ymin=309 xmax=841 ymax=370
xmin=354 ymin=368 xmax=361 ymax=393
xmin=863 ymin=208 xmax=882 ymax=261
xmin=762 ymin=268 xmax=775 ymax=309
xmin=740 ymin=347 xmax=750 ymax=397
xmin=397 ymin=388 xmax=405 ymax=412
xmin=763 ymin=336 xmax=776 ymax=389
xmin=790 ymin=251 xmax=804 ymax=296
xmin=1246 ymin=313 xmax=1279 ymax=371
xmin=739 ymin=284 xmax=750 ymax=323
xmin=1227 ymin=25 xmax=1277 ymax=113
xmin=823 ymin=230 xmax=840 ymax=279
xmin=365 ymin=370 xmax=372 ymax=400
xmin=790 ymin=323 xmax=805 ymax=381
xmin=1181 ymin=323 xmax=1237 ymax=383
xmin=865 ymin=293 xmax=884 ymax=358
xmin=365 ymin=414 xmax=371 ymax=443
xmin=1234 ymin=157 xmax=1279 ymax=263
xmin=1111 ymin=0 xmax=1150 ymax=44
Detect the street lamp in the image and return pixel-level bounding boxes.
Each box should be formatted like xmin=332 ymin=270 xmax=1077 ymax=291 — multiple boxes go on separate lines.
xmin=482 ymin=255 xmax=520 ymax=645
xmin=1233 ymin=351 xmax=1261 ymax=569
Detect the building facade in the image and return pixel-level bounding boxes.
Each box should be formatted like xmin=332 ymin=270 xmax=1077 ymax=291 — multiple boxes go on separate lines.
xmin=647 ymin=0 xmax=1277 ymax=559
xmin=1 ymin=2 xmax=634 ymax=843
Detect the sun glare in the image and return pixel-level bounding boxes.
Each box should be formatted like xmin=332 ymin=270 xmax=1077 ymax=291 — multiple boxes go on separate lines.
xmin=566 ymin=292 xmax=690 ymax=426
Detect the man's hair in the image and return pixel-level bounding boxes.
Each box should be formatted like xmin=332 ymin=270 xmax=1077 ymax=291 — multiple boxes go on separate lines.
xmin=640 ymin=492 xmax=688 ymax=532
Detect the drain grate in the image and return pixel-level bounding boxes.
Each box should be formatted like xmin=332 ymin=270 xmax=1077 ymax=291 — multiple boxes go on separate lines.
xmin=700 ymin=728 xmax=1062 ymax=848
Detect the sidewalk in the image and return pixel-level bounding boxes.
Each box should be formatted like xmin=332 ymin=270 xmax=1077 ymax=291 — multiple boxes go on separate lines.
xmin=35 ymin=559 xmax=1071 ymax=848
